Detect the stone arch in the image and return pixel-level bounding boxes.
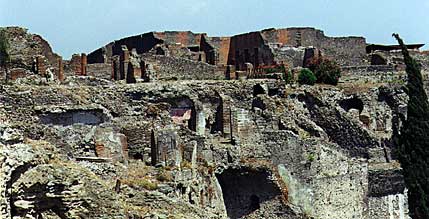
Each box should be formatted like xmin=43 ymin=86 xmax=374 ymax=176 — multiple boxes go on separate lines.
xmin=216 ymin=167 xmax=283 ymax=219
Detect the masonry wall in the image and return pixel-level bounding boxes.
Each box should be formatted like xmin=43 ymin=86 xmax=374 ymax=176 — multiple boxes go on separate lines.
xmin=201 ymin=36 xmax=231 ymax=66
xmin=87 ymin=63 xmax=112 ymax=80
xmin=88 ymin=31 xmax=205 ymax=65
xmin=142 ymin=54 xmax=225 ymax=80
xmin=262 ymin=28 xmax=367 ymax=66
xmin=154 ymin=31 xmax=203 ymax=46
xmin=321 ymin=36 xmax=367 ymax=66
xmin=88 ymin=33 xmax=162 ymax=64
xmin=228 ymin=28 xmax=367 ymax=69
xmin=228 ymin=32 xmax=274 ymax=70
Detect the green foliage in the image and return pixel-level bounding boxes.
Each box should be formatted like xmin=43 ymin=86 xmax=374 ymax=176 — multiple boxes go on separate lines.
xmin=283 ymin=70 xmax=293 ymax=84
xmin=180 ymin=160 xmax=192 ymax=169
xmin=307 ymin=57 xmax=341 ymax=85
xmin=393 ymin=33 xmax=429 ymax=219
xmin=156 ymin=169 xmax=173 ymax=182
xmin=134 ymin=179 xmax=158 ymax=190
xmin=307 ymin=153 xmax=315 ymax=162
xmin=298 ymin=68 xmax=316 ymax=85
xmin=0 ymin=29 xmax=10 ymax=68
xmin=264 ymin=64 xmax=286 ymax=74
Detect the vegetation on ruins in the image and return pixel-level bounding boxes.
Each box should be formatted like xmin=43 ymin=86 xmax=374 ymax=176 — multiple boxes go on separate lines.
xmin=298 ymin=68 xmax=316 ymax=85
xmin=393 ymin=33 xmax=429 ymax=219
xmin=0 ymin=29 xmax=10 ymax=81
xmin=263 ymin=64 xmax=286 ymax=74
xmin=283 ymin=70 xmax=293 ymax=84
xmin=307 ymin=57 xmax=341 ymax=85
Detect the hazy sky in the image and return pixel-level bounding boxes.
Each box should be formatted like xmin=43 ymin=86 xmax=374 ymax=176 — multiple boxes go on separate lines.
xmin=1 ymin=0 xmax=428 ymax=59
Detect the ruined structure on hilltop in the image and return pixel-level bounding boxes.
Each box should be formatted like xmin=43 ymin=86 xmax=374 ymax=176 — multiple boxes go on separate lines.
xmin=1 ymin=26 xmax=428 ymax=219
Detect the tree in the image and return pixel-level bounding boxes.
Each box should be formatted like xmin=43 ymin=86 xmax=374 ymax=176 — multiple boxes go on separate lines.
xmin=393 ymin=33 xmax=429 ymax=219
xmin=0 ymin=29 xmax=10 ymax=81
xmin=298 ymin=68 xmax=316 ymax=85
xmin=307 ymin=57 xmax=341 ymax=85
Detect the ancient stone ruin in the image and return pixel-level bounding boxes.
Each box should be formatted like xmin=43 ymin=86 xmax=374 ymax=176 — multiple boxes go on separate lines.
xmin=1 ymin=25 xmax=428 ymax=219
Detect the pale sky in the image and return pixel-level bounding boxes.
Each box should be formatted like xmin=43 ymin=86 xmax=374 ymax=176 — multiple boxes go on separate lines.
xmin=1 ymin=0 xmax=428 ymax=59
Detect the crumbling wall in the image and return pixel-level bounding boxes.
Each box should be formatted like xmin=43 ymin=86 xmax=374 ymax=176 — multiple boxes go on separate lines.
xmin=216 ymin=168 xmax=288 ymax=219
xmin=228 ymin=31 xmax=273 ymax=70
xmin=1 ymin=27 xmax=60 ymax=70
xmin=142 ymin=54 xmax=225 ymax=80
xmin=87 ymin=63 xmax=112 ymax=80
xmin=88 ymin=31 xmax=206 ymax=64
xmin=228 ymin=27 xmax=366 ymax=70
xmin=321 ymin=36 xmax=367 ymax=66
xmin=200 ymin=35 xmax=231 ymax=66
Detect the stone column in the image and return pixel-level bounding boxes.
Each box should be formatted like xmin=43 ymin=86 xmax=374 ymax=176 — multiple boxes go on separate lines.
xmin=111 ymin=55 xmax=120 ymax=80
xmin=81 ymin=53 xmax=87 ymax=76
xmin=120 ymin=46 xmax=129 ymax=80
xmin=36 ymin=55 xmax=46 ymax=77
xmin=57 ymin=57 xmax=64 ymax=81
xmin=71 ymin=54 xmax=82 ymax=76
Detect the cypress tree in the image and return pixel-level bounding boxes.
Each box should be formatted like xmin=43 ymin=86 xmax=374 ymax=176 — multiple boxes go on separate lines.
xmin=0 ymin=29 xmax=10 ymax=81
xmin=393 ymin=33 xmax=429 ymax=218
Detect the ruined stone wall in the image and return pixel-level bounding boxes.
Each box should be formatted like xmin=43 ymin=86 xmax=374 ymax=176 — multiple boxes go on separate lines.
xmin=87 ymin=63 xmax=112 ymax=80
xmin=1 ymin=27 xmax=60 ymax=69
xmin=200 ymin=36 xmax=231 ymax=66
xmin=88 ymin=33 xmax=162 ymax=64
xmin=142 ymin=54 xmax=225 ymax=80
xmin=228 ymin=31 xmax=274 ymax=70
xmin=154 ymin=31 xmax=203 ymax=47
xmin=229 ymin=28 xmax=367 ymax=69
xmin=321 ymin=36 xmax=367 ymax=66
xmin=88 ymin=31 xmax=205 ymax=65
xmin=0 ymin=78 xmax=414 ymax=218
xmin=260 ymin=28 xmax=324 ymax=47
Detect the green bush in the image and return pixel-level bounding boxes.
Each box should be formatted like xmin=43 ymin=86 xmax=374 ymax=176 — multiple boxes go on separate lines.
xmin=264 ymin=64 xmax=286 ymax=74
xmin=283 ymin=70 xmax=293 ymax=84
xmin=307 ymin=57 xmax=341 ymax=85
xmin=298 ymin=69 xmax=316 ymax=85
xmin=0 ymin=29 xmax=10 ymax=81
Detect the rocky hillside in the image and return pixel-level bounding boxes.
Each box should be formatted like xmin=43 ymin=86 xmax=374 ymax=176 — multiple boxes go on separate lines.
xmin=0 ymin=27 xmax=424 ymax=219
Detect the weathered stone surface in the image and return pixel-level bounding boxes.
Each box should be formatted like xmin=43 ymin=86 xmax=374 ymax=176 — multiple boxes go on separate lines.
xmin=2 ymin=25 xmax=426 ymax=219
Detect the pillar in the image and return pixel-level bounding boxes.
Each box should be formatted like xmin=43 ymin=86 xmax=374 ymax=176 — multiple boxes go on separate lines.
xmin=71 ymin=54 xmax=81 ymax=76
xmin=120 ymin=46 xmax=129 ymax=80
xmin=57 ymin=57 xmax=64 ymax=81
xmin=81 ymin=53 xmax=87 ymax=76
xmin=111 ymin=55 xmax=120 ymax=80
xmin=35 ymin=55 xmax=46 ymax=77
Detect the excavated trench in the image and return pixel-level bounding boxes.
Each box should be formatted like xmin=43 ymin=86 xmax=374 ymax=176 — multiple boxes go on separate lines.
xmin=216 ymin=168 xmax=283 ymax=219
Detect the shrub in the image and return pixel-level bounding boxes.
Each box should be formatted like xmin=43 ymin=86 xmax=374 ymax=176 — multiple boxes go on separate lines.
xmin=0 ymin=29 xmax=10 ymax=81
xmin=283 ymin=70 xmax=293 ymax=84
xmin=156 ymin=169 xmax=173 ymax=182
xmin=307 ymin=57 xmax=341 ymax=85
xmin=134 ymin=179 xmax=158 ymax=190
xmin=264 ymin=64 xmax=286 ymax=74
xmin=298 ymin=69 xmax=316 ymax=85
xmin=122 ymin=178 xmax=158 ymax=190
xmin=180 ymin=160 xmax=192 ymax=169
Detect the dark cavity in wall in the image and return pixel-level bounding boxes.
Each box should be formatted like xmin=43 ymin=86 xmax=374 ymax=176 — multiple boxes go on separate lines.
xmin=216 ymin=167 xmax=282 ymax=219
xmin=253 ymin=84 xmax=266 ymax=97
xmin=339 ymin=96 xmax=364 ymax=113
xmin=38 ymin=109 xmax=109 ymax=126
